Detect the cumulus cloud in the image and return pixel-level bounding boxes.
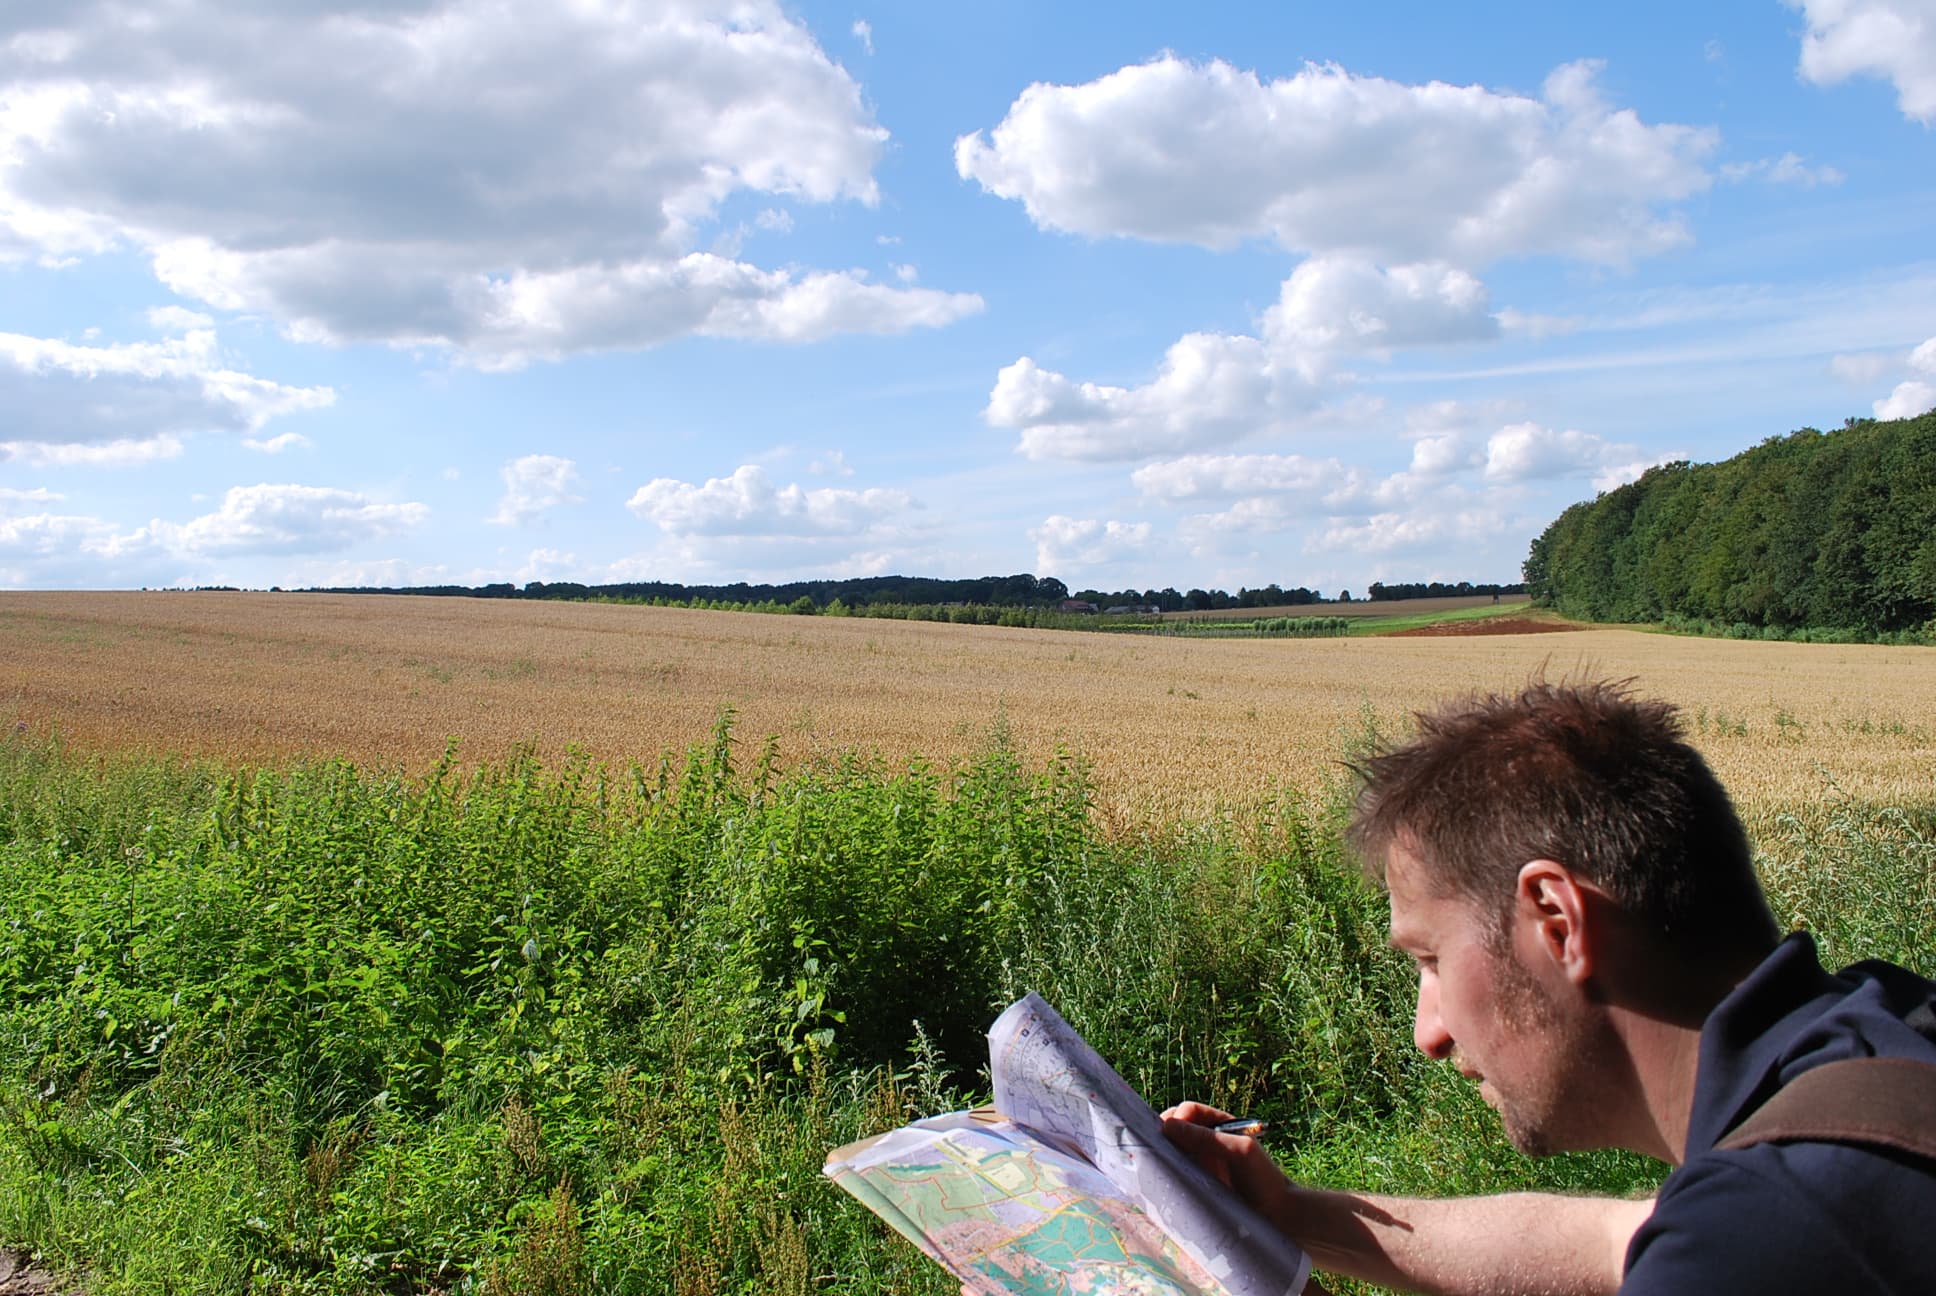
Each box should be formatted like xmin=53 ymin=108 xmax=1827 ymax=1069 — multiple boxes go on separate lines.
xmin=1407 ymin=434 xmax=1480 ymax=477
xmin=1309 ymin=507 xmax=1510 ymax=557
xmin=1875 ymin=380 xmax=1936 ymax=419
xmin=957 ymin=56 xmax=1713 ymax=265
xmin=1131 ymin=452 xmax=1359 ymax=504
xmin=1 ymin=481 xmax=430 ymax=586
xmin=0 ymin=1 xmax=979 ymax=362
xmin=1859 ymin=335 xmax=1936 ymax=418
xmin=243 ymin=431 xmax=311 ymax=454
xmin=1262 ymin=257 xmax=1498 ymax=363
xmin=1483 ymin=421 xmax=1643 ymax=484
xmin=852 ymin=19 xmax=873 ymax=54
xmin=1791 ymin=0 xmax=1936 ymax=124
xmin=1719 ymin=152 xmax=1845 ymax=187
xmin=962 ymin=56 xmax=1709 ymax=464
xmin=1475 ymin=422 xmax=1676 ymax=492
xmin=1030 ymin=515 xmax=1152 ymax=574
xmin=0 ymin=507 xmax=129 ymax=584
xmin=626 ymin=464 xmax=915 ymax=538
xmin=0 ymin=326 xmax=332 ymax=460
xmin=489 ymin=454 xmax=583 ymax=526
xmin=985 ymin=334 xmax=1316 ymax=462
xmin=146 ymin=484 xmax=429 ymax=557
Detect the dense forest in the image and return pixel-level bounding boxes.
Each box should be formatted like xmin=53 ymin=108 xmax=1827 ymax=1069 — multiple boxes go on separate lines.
xmin=1525 ymin=412 xmax=1936 ymax=638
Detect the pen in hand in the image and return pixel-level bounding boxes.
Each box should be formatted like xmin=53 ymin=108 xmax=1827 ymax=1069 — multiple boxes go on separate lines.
xmin=1213 ymin=1117 xmax=1268 ymax=1138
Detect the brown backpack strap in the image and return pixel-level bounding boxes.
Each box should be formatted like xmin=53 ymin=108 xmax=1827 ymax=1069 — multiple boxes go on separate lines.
xmin=1716 ymin=1058 xmax=1936 ymax=1160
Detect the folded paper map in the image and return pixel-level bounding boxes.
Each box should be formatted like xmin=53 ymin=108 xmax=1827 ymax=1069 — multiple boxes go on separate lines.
xmin=824 ymin=993 xmax=1310 ymax=1296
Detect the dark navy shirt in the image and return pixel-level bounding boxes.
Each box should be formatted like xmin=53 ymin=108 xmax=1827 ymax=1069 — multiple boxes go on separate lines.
xmin=1623 ymin=933 xmax=1936 ymax=1293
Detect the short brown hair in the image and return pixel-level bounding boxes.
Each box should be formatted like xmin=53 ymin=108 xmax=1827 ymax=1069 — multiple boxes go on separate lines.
xmin=1347 ymin=679 xmax=1779 ymax=962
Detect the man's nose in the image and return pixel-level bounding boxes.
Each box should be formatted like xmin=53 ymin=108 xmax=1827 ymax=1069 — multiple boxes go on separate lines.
xmin=1414 ymin=975 xmax=1454 ymax=1059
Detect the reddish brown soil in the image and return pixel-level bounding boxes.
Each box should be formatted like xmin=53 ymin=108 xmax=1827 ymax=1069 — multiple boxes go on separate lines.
xmin=1389 ymin=616 xmax=1586 ymax=637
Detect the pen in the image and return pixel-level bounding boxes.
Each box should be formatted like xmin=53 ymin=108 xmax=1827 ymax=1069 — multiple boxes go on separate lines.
xmin=1214 ymin=1117 xmax=1267 ymax=1138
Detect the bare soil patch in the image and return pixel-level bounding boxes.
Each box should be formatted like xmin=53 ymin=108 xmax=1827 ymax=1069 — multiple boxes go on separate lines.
xmin=0 ymin=1252 xmax=66 ymax=1295
xmin=1389 ymin=616 xmax=1588 ymax=637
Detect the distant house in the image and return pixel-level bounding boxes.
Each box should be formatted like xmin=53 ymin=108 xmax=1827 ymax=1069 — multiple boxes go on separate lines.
xmin=1060 ymin=599 xmax=1100 ymax=614
xmin=1104 ymin=604 xmax=1162 ymax=616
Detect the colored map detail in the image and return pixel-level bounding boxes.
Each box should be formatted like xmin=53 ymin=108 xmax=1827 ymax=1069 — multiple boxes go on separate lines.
xmin=829 ymin=1113 xmax=1217 ymax=1296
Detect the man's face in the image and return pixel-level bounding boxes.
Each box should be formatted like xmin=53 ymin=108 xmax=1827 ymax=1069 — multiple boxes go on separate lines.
xmin=1385 ymin=842 xmax=1590 ymax=1156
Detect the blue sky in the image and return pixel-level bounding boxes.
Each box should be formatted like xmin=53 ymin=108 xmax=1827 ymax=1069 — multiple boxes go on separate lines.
xmin=3 ymin=0 xmax=1933 ymax=594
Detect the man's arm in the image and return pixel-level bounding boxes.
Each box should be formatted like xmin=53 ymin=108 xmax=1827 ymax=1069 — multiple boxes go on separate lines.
xmin=1163 ymin=1103 xmax=1652 ymax=1296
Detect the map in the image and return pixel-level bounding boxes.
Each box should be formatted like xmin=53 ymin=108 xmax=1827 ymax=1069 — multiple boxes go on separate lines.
xmin=827 ymin=1110 xmax=1217 ymax=1295
xmin=825 ymin=994 xmax=1309 ymax=1296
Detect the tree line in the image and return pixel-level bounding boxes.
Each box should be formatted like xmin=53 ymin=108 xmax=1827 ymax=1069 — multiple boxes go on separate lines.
xmin=1365 ymin=580 xmax=1524 ymax=601
xmin=1525 ymin=412 xmax=1936 ymax=638
xmin=304 ymin=575 xmax=1367 ymax=612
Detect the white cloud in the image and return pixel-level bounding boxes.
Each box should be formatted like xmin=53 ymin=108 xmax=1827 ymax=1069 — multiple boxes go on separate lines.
xmin=1408 ymin=434 xmax=1479 ymax=477
xmin=0 ymin=508 xmax=126 ymax=571
xmin=1131 ymin=452 xmax=1359 ymax=504
xmin=1720 ymin=152 xmax=1844 ymax=187
xmin=626 ymin=464 xmax=915 ymax=538
xmin=0 ymin=1 xmax=978 ymax=362
xmin=489 ymin=454 xmax=583 ymax=526
xmin=986 ymin=334 xmax=1315 ymax=462
xmin=1030 ymin=516 xmax=1152 ymax=575
xmin=243 ymin=431 xmax=311 ymax=454
xmin=1830 ymin=350 xmax=1899 ymax=382
xmin=1309 ymin=507 xmax=1509 ymax=557
xmin=0 ymin=327 xmax=332 ymax=458
xmin=304 ymin=557 xmax=453 ymax=590
xmin=1875 ymin=380 xmax=1936 ymax=419
xmin=1791 ymin=0 xmax=1936 ymax=124
xmin=1482 ymin=421 xmax=1645 ymax=484
xmin=0 ymin=487 xmax=62 ymax=512
xmin=1254 ymin=253 xmax=1494 ymax=371
xmin=513 ymin=547 xmax=580 ymax=584
xmin=1263 ymin=257 xmax=1497 ymax=364
xmin=1855 ymin=335 xmax=1936 ymax=417
xmin=957 ymin=56 xmax=1713 ymax=265
xmin=808 ymin=449 xmax=854 ymax=477
xmin=146 ymin=305 xmax=215 ymax=333
xmin=1592 ymin=453 xmax=1684 ymax=492
xmin=146 ymin=484 xmax=430 ymax=557
xmin=852 ymin=19 xmax=874 ymax=55
xmin=1496 ymin=307 xmax=1583 ymax=339
xmin=1 ymin=435 xmax=185 ymax=467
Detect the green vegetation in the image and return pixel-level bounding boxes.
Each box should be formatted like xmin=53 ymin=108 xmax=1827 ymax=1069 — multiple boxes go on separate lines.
xmin=0 ymin=724 xmax=1928 ymax=1294
xmin=1525 ymin=412 xmax=1936 ymax=640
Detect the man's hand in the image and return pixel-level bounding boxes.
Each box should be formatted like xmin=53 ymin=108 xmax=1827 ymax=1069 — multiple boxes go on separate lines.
xmin=1160 ymin=1101 xmax=1297 ymax=1225
xmin=1163 ymin=1100 xmax=1649 ymax=1296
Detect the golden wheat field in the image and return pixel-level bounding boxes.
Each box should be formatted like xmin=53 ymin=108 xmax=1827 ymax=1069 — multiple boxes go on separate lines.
xmin=3 ymin=591 xmax=1932 ymax=820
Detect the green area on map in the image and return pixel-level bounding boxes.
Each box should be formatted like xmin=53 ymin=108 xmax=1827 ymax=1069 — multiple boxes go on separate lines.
xmin=829 ymin=1116 xmax=1218 ymax=1296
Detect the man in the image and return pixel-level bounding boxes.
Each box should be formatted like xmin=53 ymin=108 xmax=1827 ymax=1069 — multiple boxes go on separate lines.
xmin=1164 ymin=679 xmax=1936 ymax=1295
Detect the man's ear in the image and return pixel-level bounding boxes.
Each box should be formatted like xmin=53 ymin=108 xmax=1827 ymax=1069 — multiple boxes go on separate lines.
xmin=1514 ymin=859 xmax=1596 ymax=986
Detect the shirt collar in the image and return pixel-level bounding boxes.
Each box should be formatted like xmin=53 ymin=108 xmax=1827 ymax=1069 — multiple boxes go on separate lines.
xmin=1684 ymin=932 xmax=1845 ymax=1155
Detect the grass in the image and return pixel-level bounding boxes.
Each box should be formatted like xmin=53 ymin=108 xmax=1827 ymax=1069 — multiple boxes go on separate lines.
xmin=0 ymin=714 xmax=1928 ymax=1295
